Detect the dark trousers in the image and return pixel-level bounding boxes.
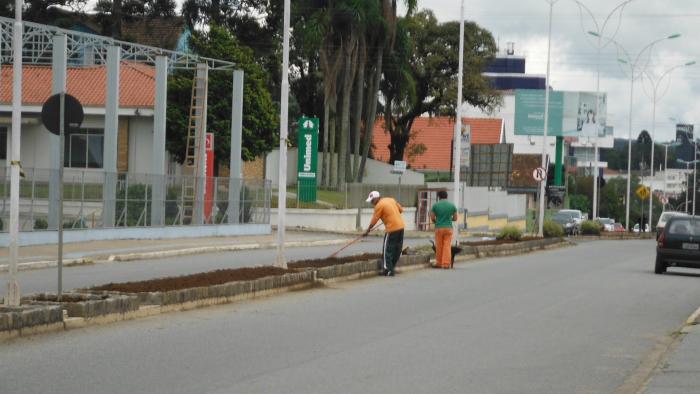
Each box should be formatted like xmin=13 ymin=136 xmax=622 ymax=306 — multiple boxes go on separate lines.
xmin=382 ymin=229 xmax=404 ymax=273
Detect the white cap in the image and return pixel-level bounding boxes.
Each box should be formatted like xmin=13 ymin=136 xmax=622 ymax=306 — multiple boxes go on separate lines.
xmin=366 ymin=190 xmax=380 ymax=202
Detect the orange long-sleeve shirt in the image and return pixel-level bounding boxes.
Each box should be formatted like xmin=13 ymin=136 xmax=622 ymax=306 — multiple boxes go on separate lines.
xmin=370 ymin=197 xmax=405 ymax=233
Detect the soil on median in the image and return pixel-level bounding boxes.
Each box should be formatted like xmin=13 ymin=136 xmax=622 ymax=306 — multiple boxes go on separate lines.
xmin=89 ymin=254 xmax=383 ymax=293
xmin=287 ymin=253 xmax=382 ymax=269
xmin=90 ymin=266 xmax=290 ymax=293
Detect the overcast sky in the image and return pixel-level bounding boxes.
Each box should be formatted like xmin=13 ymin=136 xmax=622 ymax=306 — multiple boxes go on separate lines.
xmin=399 ymin=0 xmax=700 ymax=142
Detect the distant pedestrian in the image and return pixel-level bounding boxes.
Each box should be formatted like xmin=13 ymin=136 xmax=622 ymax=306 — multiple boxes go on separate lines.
xmin=364 ymin=191 xmax=405 ymax=276
xmin=431 ymin=190 xmax=458 ymax=269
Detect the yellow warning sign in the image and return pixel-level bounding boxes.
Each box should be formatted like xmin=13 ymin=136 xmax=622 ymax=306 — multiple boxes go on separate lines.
xmin=636 ymin=185 xmax=650 ymax=201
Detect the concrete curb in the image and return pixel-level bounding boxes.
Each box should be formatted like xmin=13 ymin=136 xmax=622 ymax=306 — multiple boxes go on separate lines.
xmin=0 ymin=239 xmax=350 ymax=273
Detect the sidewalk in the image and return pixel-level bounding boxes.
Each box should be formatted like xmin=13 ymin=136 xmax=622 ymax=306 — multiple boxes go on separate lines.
xmin=645 ymin=307 xmax=700 ymax=393
xmin=0 ymin=231 xmax=354 ymax=272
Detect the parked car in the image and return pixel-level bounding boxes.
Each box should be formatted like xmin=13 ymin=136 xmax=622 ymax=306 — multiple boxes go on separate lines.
xmin=596 ymin=218 xmax=615 ymax=232
xmin=612 ymin=223 xmax=625 ymax=232
xmin=633 ymin=223 xmax=650 ymax=233
xmin=655 ymin=216 xmax=700 ymax=274
xmin=552 ymin=211 xmax=580 ymax=235
xmin=656 ymin=211 xmax=687 ymax=240
xmin=558 ymin=209 xmax=585 ymax=225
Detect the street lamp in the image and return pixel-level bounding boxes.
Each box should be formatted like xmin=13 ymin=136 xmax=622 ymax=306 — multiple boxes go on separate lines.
xmin=453 ymin=0 xmax=465 ymax=229
xmin=597 ymin=32 xmax=681 ymax=230
xmin=275 ymin=0 xmax=291 ymax=269
xmin=537 ymin=0 xmax=560 ymax=238
xmin=5 ymin=0 xmax=24 ymax=306
xmin=642 ymin=61 xmax=696 ymax=224
xmin=575 ymin=0 xmax=636 ymax=220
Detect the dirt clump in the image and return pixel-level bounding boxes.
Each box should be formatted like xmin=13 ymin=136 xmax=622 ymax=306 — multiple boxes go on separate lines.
xmin=287 ymin=253 xmax=382 ymax=269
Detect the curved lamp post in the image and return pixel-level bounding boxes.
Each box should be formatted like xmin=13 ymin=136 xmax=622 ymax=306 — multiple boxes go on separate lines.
xmin=592 ymin=32 xmax=681 ymax=230
xmin=537 ymin=0 xmax=560 ymax=237
xmin=573 ymin=0 xmax=636 ymax=220
xmin=642 ymin=61 xmax=696 ymax=222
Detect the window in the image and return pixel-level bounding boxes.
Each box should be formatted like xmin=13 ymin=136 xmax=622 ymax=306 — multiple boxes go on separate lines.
xmin=64 ymin=128 xmax=104 ymax=168
xmin=0 ymin=128 xmax=6 ymax=160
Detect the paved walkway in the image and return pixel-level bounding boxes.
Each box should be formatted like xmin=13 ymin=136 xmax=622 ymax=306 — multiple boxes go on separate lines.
xmin=0 ymin=228 xmax=485 ymax=272
xmin=0 ymin=231 xmax=353 ymax=267
xmin=645 ymin=309 xmax=700 ymax=393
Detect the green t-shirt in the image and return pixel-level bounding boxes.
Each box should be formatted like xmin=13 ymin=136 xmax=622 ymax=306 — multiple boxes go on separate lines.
xmin=431 ymin=199 xmax=457 ymax=228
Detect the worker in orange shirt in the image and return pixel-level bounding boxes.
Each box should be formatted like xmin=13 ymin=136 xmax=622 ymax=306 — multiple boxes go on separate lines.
xmin=364 ymin=191 xmax=405 ymax=277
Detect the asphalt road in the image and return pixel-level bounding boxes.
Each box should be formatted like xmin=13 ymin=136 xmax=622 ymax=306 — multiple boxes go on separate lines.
xmin=0 ymin=237 xmax=430 ymax=294
xmin=2 ymin=239 xmax=700 ymax=394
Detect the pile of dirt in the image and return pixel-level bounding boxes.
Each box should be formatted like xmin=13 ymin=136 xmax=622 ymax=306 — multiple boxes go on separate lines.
xmin=462 ymin=236 xmax=543 ymax=246
xmin=90 ymin=266 xmax=289 ymax=293
xmin=287 ymin=253 xmax=382 ymax=269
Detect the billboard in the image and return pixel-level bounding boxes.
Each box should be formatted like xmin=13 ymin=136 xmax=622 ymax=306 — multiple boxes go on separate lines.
xmin=676 ymin=123 xmax=694 ymax=143
xmin=514 ymin=89 xmax=607 ymax=137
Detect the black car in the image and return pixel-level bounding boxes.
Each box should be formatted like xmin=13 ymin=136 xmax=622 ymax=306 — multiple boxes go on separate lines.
xmin=655 ymin=216 xmax=700 ymax=274
xmin=551 ymin=211 xmax=579 ymax=236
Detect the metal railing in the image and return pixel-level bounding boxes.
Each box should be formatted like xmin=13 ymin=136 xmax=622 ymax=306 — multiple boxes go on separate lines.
xmin=0 ymin=168 xmax=270 ymax=232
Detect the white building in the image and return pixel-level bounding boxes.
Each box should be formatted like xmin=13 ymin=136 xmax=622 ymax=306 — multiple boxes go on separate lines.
xmin=0 ymin=63 xmax=161 ymax=179
xmin=640 ymin=168 xmax=691 ymax=197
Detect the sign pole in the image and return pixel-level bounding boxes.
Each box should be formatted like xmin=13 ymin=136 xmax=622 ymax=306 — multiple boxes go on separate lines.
xmin=58 ymin=93 xmax=65 ymax=300
xmin=5 ymin=1 xmax=23 ymax=306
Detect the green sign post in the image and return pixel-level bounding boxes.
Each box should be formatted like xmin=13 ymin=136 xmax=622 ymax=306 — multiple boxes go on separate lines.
xmin=297 ymin=117 xmax=319 ymax=202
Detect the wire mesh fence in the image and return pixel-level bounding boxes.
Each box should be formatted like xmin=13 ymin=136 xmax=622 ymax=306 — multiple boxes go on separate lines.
xmin=0 ymin=168 xmax=270 ymax=232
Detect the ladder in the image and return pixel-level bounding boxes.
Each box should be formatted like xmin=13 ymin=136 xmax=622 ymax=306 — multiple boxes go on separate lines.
xmin=182 ymin=68 xmax=208 ymax=224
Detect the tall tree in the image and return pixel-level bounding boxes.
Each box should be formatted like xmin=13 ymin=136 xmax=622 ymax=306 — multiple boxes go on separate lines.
xmin=165 ymin=26 xmax=278 ymax=170
xmin=381 ymin=10 xmax=501 ymax=164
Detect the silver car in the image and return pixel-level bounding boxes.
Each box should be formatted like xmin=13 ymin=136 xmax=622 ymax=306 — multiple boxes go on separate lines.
xmin=656 ymin=211 xmax=687 ymax=239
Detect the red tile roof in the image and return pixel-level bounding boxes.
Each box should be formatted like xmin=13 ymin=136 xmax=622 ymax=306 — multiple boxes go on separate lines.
xmin=0 ymin=63 xmax=156 ymax=108
xmin=372 ymin=116 xmax=503 ymax=170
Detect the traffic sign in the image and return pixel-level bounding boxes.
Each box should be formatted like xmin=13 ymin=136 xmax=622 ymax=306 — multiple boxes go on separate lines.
xmin=532 ymin=167 xmax=546 ymax=182
xmin=41 ymin=93 xmax=84 ymax=135
xmin=660 ymin=195 xmax=669 ymax=205
xmin=636 ymin=185 xmax=650 ymax=201
xmin=391 ymin=160 xmax=407 ymax=174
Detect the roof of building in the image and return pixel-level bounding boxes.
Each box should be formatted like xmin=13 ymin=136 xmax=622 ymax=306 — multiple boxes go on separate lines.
xmin=372 ymin=116 xmax=504 ymax=170
xmin=0 ymin=63 xmax=156 ymax=108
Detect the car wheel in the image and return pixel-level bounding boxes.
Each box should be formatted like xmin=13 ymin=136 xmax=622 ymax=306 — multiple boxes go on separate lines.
xmin=654 ymin=255 xmax=666 ymax=274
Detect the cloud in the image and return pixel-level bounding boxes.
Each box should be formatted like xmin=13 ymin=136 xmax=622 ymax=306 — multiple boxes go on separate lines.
xmin=401 ymin=0 xmax=700 ymax=142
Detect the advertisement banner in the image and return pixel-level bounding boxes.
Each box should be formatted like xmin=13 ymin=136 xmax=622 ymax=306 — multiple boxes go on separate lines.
xmin=676 ymin=123 xmax=694 ymax=143
xmin=297 ymin=117 xmax=319 ymax=202
xmin=514 ymin=89 xmax=607 ymax=137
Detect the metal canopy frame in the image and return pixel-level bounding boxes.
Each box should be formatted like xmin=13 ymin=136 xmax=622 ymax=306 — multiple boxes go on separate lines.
xmin=0 ymin=16 xmax=236 ymax=70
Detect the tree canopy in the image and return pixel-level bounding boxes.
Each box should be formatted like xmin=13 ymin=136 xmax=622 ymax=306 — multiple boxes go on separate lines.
xmin=165 ymin=26 xmax=278 ymax=170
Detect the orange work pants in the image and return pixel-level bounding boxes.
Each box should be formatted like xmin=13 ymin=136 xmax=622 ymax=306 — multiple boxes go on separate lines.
xmin=434 ymin=228 xmax=453 ymax=268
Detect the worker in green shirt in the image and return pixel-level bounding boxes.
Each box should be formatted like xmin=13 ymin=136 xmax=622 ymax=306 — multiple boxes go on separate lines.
xmin=430 ymin=190 xmax=458 ymax=269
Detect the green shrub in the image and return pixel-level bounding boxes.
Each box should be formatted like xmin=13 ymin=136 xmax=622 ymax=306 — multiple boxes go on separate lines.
xmin=581 ymin=220 xmax=602 ymax=235
xmin=34 ymin=218 xmax=48 ymax=230
xmin=543 ymin=220 xmax=564 ymax=238
xmin=497 ymin=225 xmax=523 ymax=241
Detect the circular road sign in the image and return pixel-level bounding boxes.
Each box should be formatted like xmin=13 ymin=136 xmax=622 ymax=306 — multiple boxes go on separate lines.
xmin=532 ymin=167 xmax=547 ymax=182
xmin=41 ymin=93 xmax=84 ymax=136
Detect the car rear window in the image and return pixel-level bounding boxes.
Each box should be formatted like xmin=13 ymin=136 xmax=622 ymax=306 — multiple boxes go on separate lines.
xmin=667 ymin=219 xmax=700 ymax=235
